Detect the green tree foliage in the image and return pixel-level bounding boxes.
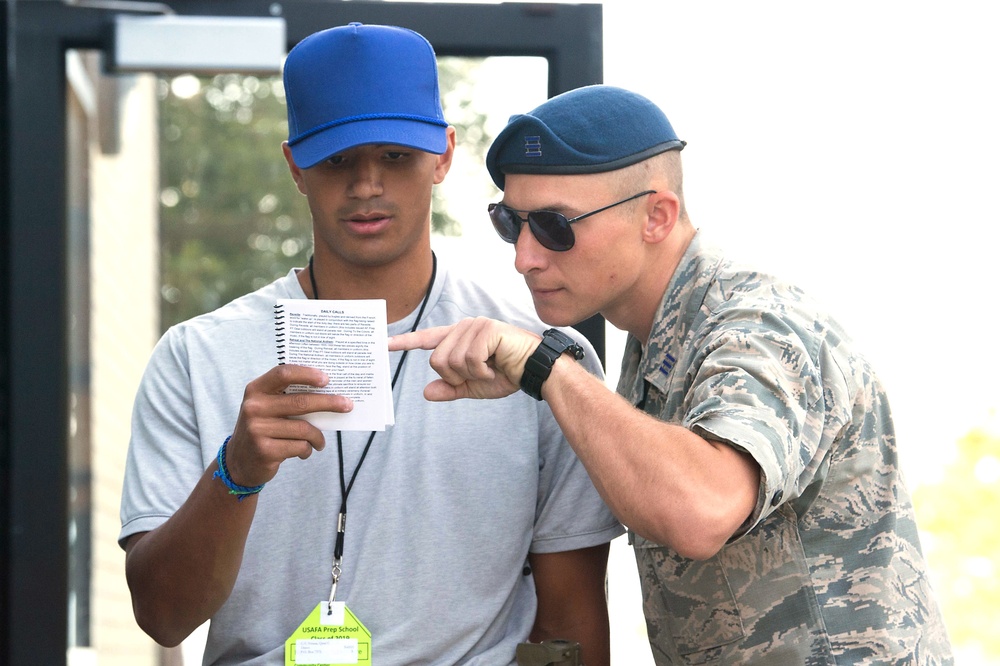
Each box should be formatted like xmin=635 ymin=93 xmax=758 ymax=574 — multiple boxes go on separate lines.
xmin=913 ymin=424 xmax=1000 ymax=662
xmin=158 ymin=58 xmax=489 ymax=332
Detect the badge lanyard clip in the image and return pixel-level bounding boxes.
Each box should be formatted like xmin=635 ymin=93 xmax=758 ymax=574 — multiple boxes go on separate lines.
xmin=328 ymin=512 xmax=346 ymax=613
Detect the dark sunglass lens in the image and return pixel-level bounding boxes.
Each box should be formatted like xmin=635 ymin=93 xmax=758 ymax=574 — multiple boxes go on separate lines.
xmin=488 ymin=204 xmax=521 ymax=244
xmin=528 ymin=212 xmax=575 ymax=251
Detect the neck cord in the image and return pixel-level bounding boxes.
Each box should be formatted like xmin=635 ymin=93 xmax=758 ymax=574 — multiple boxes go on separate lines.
xmin=308 ymin=253 xmax=437 ymax=608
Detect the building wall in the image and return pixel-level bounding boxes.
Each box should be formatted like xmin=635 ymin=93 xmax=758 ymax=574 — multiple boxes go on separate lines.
xmin=68 ymin=50 xmax=161 ymax=666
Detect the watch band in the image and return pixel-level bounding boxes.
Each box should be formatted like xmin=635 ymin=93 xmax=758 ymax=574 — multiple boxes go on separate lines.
xmin=519 ymin=328 xmax=585 ymax=401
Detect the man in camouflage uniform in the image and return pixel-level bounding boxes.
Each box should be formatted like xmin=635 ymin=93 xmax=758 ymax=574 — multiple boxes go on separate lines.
xmin=391 ymin=85 xmax=953 ymax=664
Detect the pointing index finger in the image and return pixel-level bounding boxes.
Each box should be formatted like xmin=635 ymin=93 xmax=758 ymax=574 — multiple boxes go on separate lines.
xmin=388 ymin=324 xmax=455 ymax=352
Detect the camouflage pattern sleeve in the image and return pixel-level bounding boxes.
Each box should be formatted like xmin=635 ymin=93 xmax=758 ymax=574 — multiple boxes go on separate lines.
xmin=618 ymin=233 xmax=953 ymax=665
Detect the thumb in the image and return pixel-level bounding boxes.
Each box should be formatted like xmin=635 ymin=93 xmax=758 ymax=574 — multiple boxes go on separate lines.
xmin=422 ymin=379 xmax=465 ymax=402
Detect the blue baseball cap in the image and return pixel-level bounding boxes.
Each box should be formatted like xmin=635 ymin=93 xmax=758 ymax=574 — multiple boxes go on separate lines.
xmin=283 ymin=23 xmax=448 ymax=169
xmin=486 ymin=85 xmax=685 ymax=190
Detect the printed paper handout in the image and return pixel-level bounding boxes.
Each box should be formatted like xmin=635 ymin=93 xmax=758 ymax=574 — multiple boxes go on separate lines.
xmin=274 ymin=299 xmax=393 ymax=431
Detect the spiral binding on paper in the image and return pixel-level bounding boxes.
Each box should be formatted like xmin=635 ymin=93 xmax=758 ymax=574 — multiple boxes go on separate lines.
xmin=274 ymin=303 xmax=286 ymax=364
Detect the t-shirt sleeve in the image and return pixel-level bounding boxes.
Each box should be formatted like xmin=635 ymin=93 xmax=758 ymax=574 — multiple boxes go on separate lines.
xmin=118 ymin=328 xmax=207 ymax=548
xmin=530 ymin=329 xmax=625 ymax=553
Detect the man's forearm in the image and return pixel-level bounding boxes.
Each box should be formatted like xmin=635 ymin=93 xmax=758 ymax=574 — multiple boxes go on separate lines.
xmin=528 ymin=546 xmax=611 ymax=666
xmin=541 ymin=357 xmax=759 ymax=559
xmin=125 ymin=464 xmax=257 ymax=646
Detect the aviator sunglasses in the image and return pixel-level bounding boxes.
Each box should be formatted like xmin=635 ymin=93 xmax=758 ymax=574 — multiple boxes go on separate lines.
xmin=488 ymin=190 xmax=656 ymax=252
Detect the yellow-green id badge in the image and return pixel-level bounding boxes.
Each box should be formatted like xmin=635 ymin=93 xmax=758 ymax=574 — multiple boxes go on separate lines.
xmin=285 ymin=602 xmax=371 ymax=666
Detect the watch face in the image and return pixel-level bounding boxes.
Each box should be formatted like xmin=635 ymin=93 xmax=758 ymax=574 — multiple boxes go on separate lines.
xmin=542 ymin=329 xmax=585 ymax=360
xmin=542 ymin=328 xmax=573 ymax=349
xmin=545 ymin=329 xmax=570 ymax=344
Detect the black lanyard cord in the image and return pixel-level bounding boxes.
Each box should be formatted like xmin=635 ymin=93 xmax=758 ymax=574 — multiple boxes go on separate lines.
xmin=308 ymin=253 xmax=438 ymax=562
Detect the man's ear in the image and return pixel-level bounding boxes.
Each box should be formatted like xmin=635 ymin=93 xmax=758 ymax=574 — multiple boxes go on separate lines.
xmin=642 ymin=190 xmax=681 ymax=244
xmin=282 ymin=142 xmax=308 ymax=195
xmin=433 ymin=127 xmax=457 ymax=184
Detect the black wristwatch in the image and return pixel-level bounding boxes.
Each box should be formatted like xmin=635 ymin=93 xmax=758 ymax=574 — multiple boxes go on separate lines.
xmin=519 ymin=328 xmax=585 ymax=401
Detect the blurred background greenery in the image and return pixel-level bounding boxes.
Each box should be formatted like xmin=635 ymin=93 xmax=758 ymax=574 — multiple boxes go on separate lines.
xmin=913 ymin=423 xmax=1000 ymax=663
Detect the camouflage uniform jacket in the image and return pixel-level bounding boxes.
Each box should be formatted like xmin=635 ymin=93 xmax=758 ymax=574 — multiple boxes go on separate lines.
xmin=617 ymin=233 xmax=952 ymax=665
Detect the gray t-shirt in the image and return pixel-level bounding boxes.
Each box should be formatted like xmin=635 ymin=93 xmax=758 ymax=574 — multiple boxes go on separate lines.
xmin=120 ymin=260 xmax=623 ymax=665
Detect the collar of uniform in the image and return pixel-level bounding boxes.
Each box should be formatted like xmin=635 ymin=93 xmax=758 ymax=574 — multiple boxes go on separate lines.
xmin=615 ymin=232 xmax=723 ymax=405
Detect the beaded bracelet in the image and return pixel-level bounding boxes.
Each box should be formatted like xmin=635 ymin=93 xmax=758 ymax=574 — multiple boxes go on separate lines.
xmin=213 ymin=436 xmax=265 ymax=501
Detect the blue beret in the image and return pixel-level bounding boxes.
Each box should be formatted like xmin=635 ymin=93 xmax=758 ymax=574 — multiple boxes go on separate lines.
xmin=486 ymin=85 xmax=685 ymax=190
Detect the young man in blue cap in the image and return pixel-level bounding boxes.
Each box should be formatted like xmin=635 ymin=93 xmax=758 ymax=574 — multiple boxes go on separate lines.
xmin=119 ymin=24 xmax=621 ymax=665
xmin=391 ymin=85 xmax=953 ymax=664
